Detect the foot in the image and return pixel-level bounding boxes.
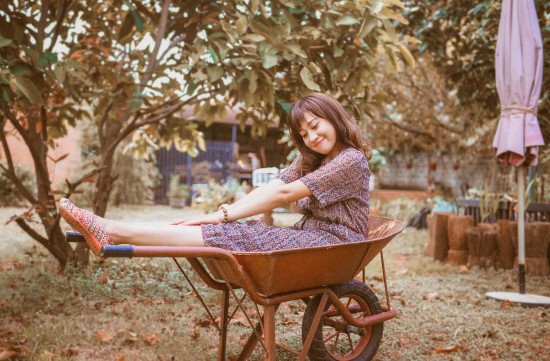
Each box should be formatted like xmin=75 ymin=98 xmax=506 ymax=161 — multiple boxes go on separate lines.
xmin=59 ymin=198 xmax=114 ymax=257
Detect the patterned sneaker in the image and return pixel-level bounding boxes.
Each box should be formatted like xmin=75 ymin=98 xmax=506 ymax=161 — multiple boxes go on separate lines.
xmin=59 ymin=198 xmax=114 ymax=257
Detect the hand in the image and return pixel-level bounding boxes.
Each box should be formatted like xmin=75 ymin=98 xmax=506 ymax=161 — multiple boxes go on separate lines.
xmin=171 ymin=212 xmax=222 ymax=226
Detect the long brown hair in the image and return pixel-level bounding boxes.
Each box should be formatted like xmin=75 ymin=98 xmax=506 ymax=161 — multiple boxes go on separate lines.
xmin=287 ymin=93 xmax=371 ymax=172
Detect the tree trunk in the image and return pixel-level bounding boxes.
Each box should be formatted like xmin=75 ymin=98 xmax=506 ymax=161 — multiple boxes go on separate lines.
xmin=93 ymin=122 xmax=121 ymax=217
xmin=18 ymin=107 xmax=74 ymax=267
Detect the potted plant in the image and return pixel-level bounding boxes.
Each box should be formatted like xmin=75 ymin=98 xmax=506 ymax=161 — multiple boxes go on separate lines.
xmin=167 ymin=174 xmax=190 ymax=209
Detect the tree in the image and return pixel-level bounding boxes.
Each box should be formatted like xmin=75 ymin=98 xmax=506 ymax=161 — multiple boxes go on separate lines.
xmin=0 ymin=0 xmax=414 ymax=267
xmin=403 ymin=0 xmax=550 ymax=147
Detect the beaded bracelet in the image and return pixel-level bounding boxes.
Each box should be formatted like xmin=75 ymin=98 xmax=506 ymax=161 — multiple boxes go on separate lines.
xmin=219 ymin=204 xmax=229 ymax=223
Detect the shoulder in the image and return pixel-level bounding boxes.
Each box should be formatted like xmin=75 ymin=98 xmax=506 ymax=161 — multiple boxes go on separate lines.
xmin=335 ymin=148 xmax=368 ymax=166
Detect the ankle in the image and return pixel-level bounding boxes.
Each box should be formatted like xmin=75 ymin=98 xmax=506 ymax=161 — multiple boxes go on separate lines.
xmin=104 ymin=220 xmax=126 ymax=244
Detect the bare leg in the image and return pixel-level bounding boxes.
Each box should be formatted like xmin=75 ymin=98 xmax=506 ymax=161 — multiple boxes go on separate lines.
xmin=106 ymin=221 xmax=205 ymax=247
xmin=59 ymin=198 xmax=207 ymax=257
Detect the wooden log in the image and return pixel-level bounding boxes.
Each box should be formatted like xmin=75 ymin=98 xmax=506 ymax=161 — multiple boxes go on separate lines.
xmin=466 ymin=227 xmax=481 ymax=267
xmin=511 ymin=222 xmax=550 ymax=276
xmin=432 ymin=212 xmax=453 ymax=262
xmin=479 ymin=230 xmax=497 ymax=269
xmin=447 ymin=215 xmax=474 ymax=251
xmin=424 ymin=213 xmax=436 ymax=257
xmin=448 ymin=250 xmax=468 ymax=266
xmin=446 ymin=215 xmax=474 ymax=266
xmin=496 ymin=220 xmax=515 ymax=269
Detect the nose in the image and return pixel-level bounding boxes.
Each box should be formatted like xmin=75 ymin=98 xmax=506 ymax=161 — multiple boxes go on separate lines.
xmin=307 ymin=130 xmax=318 ymax=143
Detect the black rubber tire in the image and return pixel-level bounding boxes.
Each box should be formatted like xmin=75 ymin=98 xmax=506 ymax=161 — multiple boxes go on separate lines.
xmin=301 ymin=280 xmax=384 ymax=361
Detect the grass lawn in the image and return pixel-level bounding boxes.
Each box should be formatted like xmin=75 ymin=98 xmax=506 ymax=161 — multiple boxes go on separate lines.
xmin=1 ymin=205 xmax=549 ymax=361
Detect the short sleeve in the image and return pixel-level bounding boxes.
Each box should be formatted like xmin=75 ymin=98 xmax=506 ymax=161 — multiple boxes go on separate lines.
xmin=277 ymin=155 xmax=303 ymax=184
xmin=300 ymin=148 xmax=370 ymax=207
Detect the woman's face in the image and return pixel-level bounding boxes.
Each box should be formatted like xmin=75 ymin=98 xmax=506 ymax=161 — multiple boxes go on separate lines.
xmin=299 ymin=112 xmax=343 ymax=160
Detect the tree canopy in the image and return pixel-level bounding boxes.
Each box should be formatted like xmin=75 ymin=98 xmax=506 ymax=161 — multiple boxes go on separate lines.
xmin=0 ymin=0 xmax=414 ymax=266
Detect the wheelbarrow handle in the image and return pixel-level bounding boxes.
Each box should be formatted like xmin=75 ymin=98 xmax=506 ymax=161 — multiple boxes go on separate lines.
xmin=66 ymin=231 xmax=85 ymax=242
xmin=101 ymin=245 xmax=134 ymax=258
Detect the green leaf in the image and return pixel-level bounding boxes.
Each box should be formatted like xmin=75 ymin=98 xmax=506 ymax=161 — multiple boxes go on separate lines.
xmin=286 ymin=43 xmax=308 ymax=58
xmin=208 ymin=46 xmax=219 ymax=63
xmin=300 ymin=67 xmax=320 ymax=91
xmin=0 ymin=38 xmax=12 ymax=48
xmin=397 ymin=44 xmax=415 ymax=68
xmin=248 ymin=71 xmax=258 ymax=93
xmin=276 ymin=99 xmax=292 ymax=114
xmin=54 ymin=65 xmax=66 ymax=83
xmin=263 ymin=53 xmax=278 ymax=69
xmin=235 ymin=15 xmax=248 ymax=34
xmin=242 ymin=34 xmax=266 ymax=42
xmin=65 ymin=59 xmax=89 ymax=70
xmin=336 ymin=16 xmax=360 ymax=26
xmin=13 ymin=76 xmax=43 ymax=105
xmin=207 ymin=66 xmax=224 ymax=82
xmin=128 ymin=97 xmax=143 ymax=113
xmin=119 ymin=13 xmax=134 ymax=41
xmin=130 ymin=9 xmax=144 ymax=32
xmin=356 ymin=16 xmax=378 ymax=41
xmin=38 ymin=52 xmax=58 ymax=67
xmin=10 ymin=63 xmax=34 ymax=77
xmin=21 ymin=46 xmax=40 ymax=66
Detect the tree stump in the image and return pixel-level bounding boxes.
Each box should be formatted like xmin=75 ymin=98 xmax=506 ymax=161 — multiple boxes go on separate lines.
xmin=423 ymin=213 xmax=436 ymax=257
xmin=496 ymin=220 xmax=515 ymax=269
xmin=466 ymin=227 xmax=481 ymax=267
xmin=447 ymin=215 xmax=473 ymax=265
xmin=479 ymin=230 xmax=497 ymax=269
xmin=511 ymin=222 xmax=550 ymax=276
xmin=428 ymin=212 xmax=453 ymax=262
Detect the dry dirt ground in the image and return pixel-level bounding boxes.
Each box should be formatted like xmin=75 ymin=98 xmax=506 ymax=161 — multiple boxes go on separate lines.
xmin=1 ymin=205 xmax=549 ymax=361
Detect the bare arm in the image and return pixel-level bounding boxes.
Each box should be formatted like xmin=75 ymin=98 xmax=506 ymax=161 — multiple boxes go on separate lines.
xmin=175 ymin=179 xmax=311 ymax=225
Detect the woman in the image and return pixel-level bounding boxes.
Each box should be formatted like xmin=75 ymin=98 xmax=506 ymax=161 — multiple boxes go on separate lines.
xmin=60 ymin=93 xmax=372 ymax=256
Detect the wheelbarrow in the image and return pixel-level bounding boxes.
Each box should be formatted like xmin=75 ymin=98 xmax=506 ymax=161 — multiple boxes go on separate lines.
xmin=66 ymin=216 xmax=404 ymax=361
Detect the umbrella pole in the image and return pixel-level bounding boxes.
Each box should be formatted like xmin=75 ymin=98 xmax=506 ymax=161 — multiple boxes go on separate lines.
xmin=517 ymin=166 xmax=526 ymax=294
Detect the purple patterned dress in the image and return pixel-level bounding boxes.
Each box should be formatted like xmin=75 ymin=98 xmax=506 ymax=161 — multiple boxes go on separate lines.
xmin=201 ymin=147 xmax=370 ymax=252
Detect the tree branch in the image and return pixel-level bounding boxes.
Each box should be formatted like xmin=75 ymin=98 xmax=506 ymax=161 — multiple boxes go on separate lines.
xmin=47 ymin=0 xmax=74 ymax=53
xmin=0 ymin=100 xmax=28 ymax=143
xmin=383 ymin=115 xmax=436 ymax=142
xmin=140 ymin=0 xmax=172 ymax=89
xmin=37 ymin=0 xmax=50 ymax=51
xmin=15 ymin=217 xmax=49 ymax=245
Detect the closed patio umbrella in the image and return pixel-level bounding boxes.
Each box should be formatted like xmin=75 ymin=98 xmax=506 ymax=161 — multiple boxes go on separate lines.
xmin=488 ymin=0 xmax=549 ymax=306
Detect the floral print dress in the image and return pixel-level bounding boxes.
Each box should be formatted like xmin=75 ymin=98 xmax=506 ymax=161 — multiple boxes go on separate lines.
xmin=201 ymin=147 xmax=371 ymax=252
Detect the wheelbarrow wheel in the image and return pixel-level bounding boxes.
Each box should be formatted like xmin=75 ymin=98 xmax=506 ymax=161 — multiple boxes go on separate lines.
xmin=302 ymin=280 xmax=384 ymax=361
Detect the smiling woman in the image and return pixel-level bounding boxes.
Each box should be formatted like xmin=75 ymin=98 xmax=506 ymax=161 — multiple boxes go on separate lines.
xmin=59 ymin=93 xmax=374 ymax=256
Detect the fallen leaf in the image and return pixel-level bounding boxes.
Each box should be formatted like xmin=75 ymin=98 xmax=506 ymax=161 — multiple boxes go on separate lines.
xmin=191 ymin=325 xmax=201 ymax=339
xmin=434 ymin=344 xmax=465 ymax=353
xmin=97 ymin=273 xmax=109 ymax=284
xmin=459 ymin=265 xmax=469 ymax=273
xmin=143 ymin=334 xmax=160 ymax=345
xmin=422 ymin=292 xmax=439 ymax=301
xmin=116 ymin=357 xmax=125 ymax=361
xmin=96 ymin=329 xmax=113 ymax=343
xmin=61 ymin=347 xmax=78 ymax=357
xmin=196 ymin=317 xmax=214 ymax=327
xmin=500 ymin=300 xmax=514 ymax=309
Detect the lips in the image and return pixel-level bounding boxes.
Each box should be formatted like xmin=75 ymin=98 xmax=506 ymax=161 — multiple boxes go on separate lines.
xmin=313 ymin=138 xmax=324 ymax=147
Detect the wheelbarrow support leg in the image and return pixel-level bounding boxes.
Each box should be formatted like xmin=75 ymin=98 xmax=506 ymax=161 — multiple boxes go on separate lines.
xmin=219 ymin=290 xmax=229 ymax=361
xmin=299 ymin=291 xmax=329 ymax=361
xmin=263 ymin=305 xmax=276 ymax=361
